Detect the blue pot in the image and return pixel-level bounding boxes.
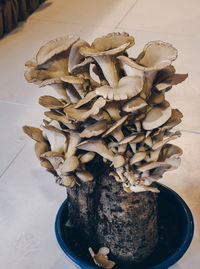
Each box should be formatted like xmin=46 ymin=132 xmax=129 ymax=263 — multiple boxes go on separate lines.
xmin=55 ymin=183 xmax=194 ymax=269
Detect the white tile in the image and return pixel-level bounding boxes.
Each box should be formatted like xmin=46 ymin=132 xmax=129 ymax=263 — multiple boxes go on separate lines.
xmin=0 ymin=143 xmax=69 ymax=269
xmin=115 ymin=28 xmax=200 ymax=132
xmin=160 ymin=132 xmax=200 ymax=239
xmin=30 ymin=0 xmax=136 ymax=27
xmin=119 ymin=0 xmax=200 ymax=36
xmin=0 ymin=19 xmax=114 ymax=105
xmin=0 ymin=102 xmax=45 ymax=176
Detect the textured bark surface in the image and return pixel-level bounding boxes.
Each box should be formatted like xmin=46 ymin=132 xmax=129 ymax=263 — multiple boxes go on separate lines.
xmin=67 ymin=162 xmax=158 ymax=264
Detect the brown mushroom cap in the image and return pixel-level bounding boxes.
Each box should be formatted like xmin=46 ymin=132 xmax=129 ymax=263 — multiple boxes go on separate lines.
xmin=60 ymin=156 xmax=79 ymax=174
xmin=39 ymin=95 xmax=65 ymax=109
xmin=40 ymin=151 xmax=64 ymax=169
xmin=122 ymin=97 xmax=147 ymax=112
xmin=79 ymin=120 xmax=107 ymax=138
xmin=23 ymin=126 xmax=45 ymax=142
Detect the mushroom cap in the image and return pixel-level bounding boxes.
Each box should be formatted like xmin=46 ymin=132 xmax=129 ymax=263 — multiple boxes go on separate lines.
xmin=118 ymin=41 xmax=177 ymax=72
xmin=79 ymin=120 xmax=107 ymax=138
xmin=60 ymin=156 xmax=79 ymax=173
xmin=39 ymin=95 xmax=65 ymax=109
xmin=79 ymin=152 xmax=96 ymax=163
xmin=35 ymin=141 xmax=50 ymax=159
xmin=62 ymin=175 xmax=76 ymax=187
xmin=142 ymin=103 xmax=172 ymax=130
xmin=76 ymin=170 xmax=94 ymax=182
xmin=80 ymin=32 xmax=134 ymax=57
xmin=122 ymin=97 xmax=147 ymax=112
xmin=77 ymin=139 xmax=114 ymax=162
xmin=68 ymin=39 xmax=90 ymax=73
xmin=113 ymin=154 xmax=126 ymax=168
xmin=103 ymin=115 xmax=128 ymax=137
xmin=130 ymin=152 xmax=146 ymax=165
xmin=96 ymin=75 xmax=144 ymax=100
xmin=40 ymin=151 xmax=64 ymax=169
xmin=36 ymin=36 xmax=79 ymax=65
xmin=23 ymin=126 xmax=44 ymax=142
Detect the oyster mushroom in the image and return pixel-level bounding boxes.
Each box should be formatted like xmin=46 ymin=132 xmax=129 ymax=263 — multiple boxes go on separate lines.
xmin=155 ymin=73 xmax=188 ymax=91
xmin=76 ymin=170 xmax=94 ymax=182
xmin=60 ymin=156 xmax=79 ymax=174
xmin=39 ymin=95 xmax=65 ymax=109
xmin=23 ymin=126 xmax=45 ymax=142
xmin=68 ymin=39 xmax=89 ymax=73
xmin=60 ymin=75 xmax=86 ymax=98
xmin=122 ymin=97 xmax=147 ymax=113
xmin=35 ymin=141 xmax=50 ymax=159
xmin=36 ymin=36 xmax=79 ymax=66
xmin=79 ymin=152 xmax=96 ymax=163
xmin=113 ymin=154 xmax=126 ymax=168
xmin=64 ymin=97 xmax=106 ymax=121
xmin=142 ymin=102 xmax=172 ymax=130
xmin=96 ymin=75 xmax=143 ymax=101
xmin=80 ymin=32 xmax=134 ymax=88
xmin=40 ymin=151 xmax=64 ymax=170
xmin=64 ymin=131 xmax=81 ymax=159
xmin=41 ymin=125 xmax=67 ymax=153
xmin=79 ymin=120 xmax=107 ymax=138
xmin=77 ymin=139 xmax=114 ymax=162
xmin=62 ymin=175 xmax=76 ymax=187
xmin=89 ymin=247 xmax=115 ymax=269
xmin=130 ymin=152 xmax=146 ymax=165
xmin=152 ymin=131 xmax=181 ymax=150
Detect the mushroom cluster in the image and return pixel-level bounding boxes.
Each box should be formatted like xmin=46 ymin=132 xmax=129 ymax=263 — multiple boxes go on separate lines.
xmin=23 ymin=32 xmax=187 ymax=194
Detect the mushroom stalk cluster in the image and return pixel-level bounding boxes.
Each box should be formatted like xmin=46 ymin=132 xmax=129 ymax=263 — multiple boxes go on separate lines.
xmin=23 ymin=32 xmax=187 ymax=194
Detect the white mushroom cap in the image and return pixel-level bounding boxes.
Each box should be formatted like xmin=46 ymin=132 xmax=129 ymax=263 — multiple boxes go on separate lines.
xmin=142 ymin=103 xmax=172 ymax=130
xmin=36 ymin=36 xmax=80 ymax=65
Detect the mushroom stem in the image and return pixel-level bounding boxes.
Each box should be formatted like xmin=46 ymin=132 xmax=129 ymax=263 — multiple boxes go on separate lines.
xmin=94 ymin=55 xmax=119 ymax=88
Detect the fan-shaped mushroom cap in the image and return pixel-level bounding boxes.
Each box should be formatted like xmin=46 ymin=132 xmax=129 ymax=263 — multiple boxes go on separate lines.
xmin=41 ymin=151 xmax=64 ymax=169
xmin=60 ymin=75 xmax=85 ymax=85
xmin=36 ymin=36 xmax=79 ymax=65
xmin=64 ymin=97 xmax=106 ymax=121
xmin=23 ymin=126 xmax=45 ymax=142
xmin=77 ymin=139 xmax=114 ymax=162
xmin=40 ymin=160 xmax=55 ymax=172
xmin=152 ymin=131 xmax=181 ymax=150
xmin=76 ymin=170 xmax=94 ymax=182
xmin=35 ymin=141 xmax=50 ymax=159
xmin=104 ymin=101 xmax=121 ymax=120
xmin=143 ymin=102 xmax=172 ymax=130
xmin=79 ymin=120 xmax=107 ymax=138
xmin=60 ymin=156 xmax=79 ymax=174
xmin=122 ymin=97 xmax=147 ymax=112
xmin=130 ymin=152 xmax=146 ymax=165
xmin=118 ymin=41 xmax=177 ymax=72
xmin=39 ymin=95 xmax=65 ymax=109
xmin=74 ymin=91 xmax=97 ymax=108
xmin=96 ymin=75 xmax=143 ymax=100
xmin=159 ymin=109 xmax=183 ymax=131
xmin=80 ymin=152 xmax=96 ymax=163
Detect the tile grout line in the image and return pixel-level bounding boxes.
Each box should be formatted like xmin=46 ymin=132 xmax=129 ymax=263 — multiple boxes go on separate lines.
xmin=0 ymin=100 xmax=35 ymax=107
xmin=114 ymin=0 xmax=139 ymax=29
xmin=0 ymin=144 xmax=26 ymax=178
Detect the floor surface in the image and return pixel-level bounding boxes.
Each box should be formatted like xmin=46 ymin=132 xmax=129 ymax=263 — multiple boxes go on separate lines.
xmin=0 ymin=0 xmax=200 ymax=268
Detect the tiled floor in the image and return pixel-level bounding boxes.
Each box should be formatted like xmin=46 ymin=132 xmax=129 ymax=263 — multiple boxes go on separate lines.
xmin=0 ymin=0 xmax=199 ymax=268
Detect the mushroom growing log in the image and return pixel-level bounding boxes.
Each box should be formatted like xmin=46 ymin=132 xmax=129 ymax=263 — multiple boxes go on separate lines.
xmin=67 ymin=162 xmax=158 ymax=265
